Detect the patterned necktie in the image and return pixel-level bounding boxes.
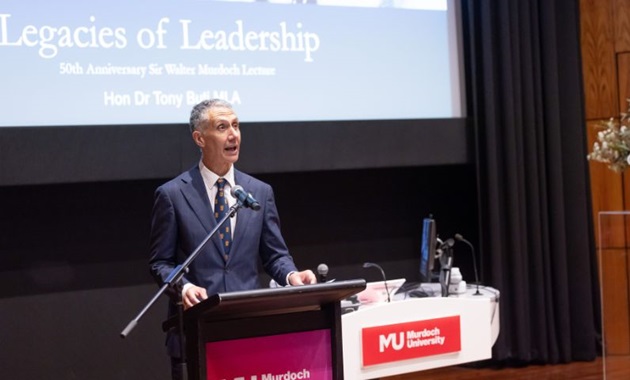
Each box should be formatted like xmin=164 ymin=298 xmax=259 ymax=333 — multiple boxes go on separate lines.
xmin=214 ymin=178 xmax=232 ymax=258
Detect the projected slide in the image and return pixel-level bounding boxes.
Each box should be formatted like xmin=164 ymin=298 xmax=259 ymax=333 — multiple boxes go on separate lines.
xmin=0 ymin=0 xmax=460 ymax=127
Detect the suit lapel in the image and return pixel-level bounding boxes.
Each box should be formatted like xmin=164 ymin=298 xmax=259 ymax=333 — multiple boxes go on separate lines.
xmin=179 ymin=166 xmax=225 ymax=255
xmin=229 ymin=170 xmax=254 ymax=261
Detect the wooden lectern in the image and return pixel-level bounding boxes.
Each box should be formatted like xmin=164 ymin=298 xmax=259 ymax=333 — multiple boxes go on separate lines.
xmin=163 ymin=279 xmax=366 ymax=380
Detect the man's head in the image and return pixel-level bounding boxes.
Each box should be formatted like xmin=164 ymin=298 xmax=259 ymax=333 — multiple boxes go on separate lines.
xmin=189 ymin=99 xmax=240 ymax=176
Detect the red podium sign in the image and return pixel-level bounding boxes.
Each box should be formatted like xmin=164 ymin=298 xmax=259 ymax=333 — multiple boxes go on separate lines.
xmin=205 ymin=329 xmax=332 ymax=380
xmin=361 ymin=315 xmax=461 ymax=366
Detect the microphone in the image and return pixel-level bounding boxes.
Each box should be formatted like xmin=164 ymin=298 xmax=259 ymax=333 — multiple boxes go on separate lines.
xmin=362 ymin=262 xmax=391 ymax=303
xmin=454 ymin=233 xmax=481 ymax=295
xmin=231 ymin=185 xmax=261 ymax=211
xmin=317 ymin=263 xmax=329 ymax=283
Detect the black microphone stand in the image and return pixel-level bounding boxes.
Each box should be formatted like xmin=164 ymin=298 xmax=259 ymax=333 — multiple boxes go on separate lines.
xmin=455 ymin=234 xmax=482 ymax=296
xmin=363 ymin=262 xmax=391 ymax=303
xmin=120 ymin=200 xmax=245 ymax=380
xmin=439 ymin=246 xmax=453 ymax=297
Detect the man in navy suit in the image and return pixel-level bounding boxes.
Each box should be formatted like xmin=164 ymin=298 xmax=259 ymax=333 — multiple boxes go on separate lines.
xmin=149 ymin=99 xmax=316 ymax=379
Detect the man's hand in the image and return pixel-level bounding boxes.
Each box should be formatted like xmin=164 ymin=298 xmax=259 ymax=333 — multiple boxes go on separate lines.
xmin=182 ymin=285 xmax=208 ymax=310
xmin=288 ymin=270 xmax=317 ymax=285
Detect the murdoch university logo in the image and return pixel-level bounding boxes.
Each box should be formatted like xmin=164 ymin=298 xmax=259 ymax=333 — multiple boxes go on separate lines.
xmin=379 ymin=327 xmax=446 ymax=353
xmin=362 ymin=316 xmax=461 ymax=366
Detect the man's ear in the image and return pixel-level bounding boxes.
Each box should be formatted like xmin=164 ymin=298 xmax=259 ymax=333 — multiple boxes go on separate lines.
xmin=192 ymin=130 xmax=204 ymax=148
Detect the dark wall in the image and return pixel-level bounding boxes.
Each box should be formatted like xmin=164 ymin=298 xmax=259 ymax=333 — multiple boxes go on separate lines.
xmin=0 ymin=164 xmax=478 ymax=379
xmin=0 ymin=118 xmax=467 ymax=186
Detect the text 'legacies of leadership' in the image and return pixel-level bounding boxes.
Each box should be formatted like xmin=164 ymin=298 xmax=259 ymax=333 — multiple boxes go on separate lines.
xmin=0 ymin=15 xmax=321 ymax=62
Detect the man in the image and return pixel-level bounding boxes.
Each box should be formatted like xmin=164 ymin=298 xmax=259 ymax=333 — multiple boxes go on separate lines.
xmin=149 ymin=99 xmax=316 ymax=379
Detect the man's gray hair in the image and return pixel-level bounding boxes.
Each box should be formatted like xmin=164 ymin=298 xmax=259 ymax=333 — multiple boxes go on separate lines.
xmin=189 ymin=99 xmax=233 ymax=133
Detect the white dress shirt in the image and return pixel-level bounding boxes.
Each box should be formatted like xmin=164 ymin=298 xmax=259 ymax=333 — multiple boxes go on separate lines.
xmin=198 ymin=161 xmax=237 ymax=237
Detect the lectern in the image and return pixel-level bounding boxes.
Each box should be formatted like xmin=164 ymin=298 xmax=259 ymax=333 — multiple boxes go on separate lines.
xmin=163 ymin=279 xmax=366 ymax=380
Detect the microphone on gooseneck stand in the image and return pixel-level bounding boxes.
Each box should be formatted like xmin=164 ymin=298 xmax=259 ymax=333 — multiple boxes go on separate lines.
xmin=317 ymin=263 xmax=329 ymax=283
xmin=231 ymin=185 xmax=261 ymax=211
xmin=454 ymin=233 xmax=482 ymax=295
xmin=363 ymin=262 xmax=391 ymax=303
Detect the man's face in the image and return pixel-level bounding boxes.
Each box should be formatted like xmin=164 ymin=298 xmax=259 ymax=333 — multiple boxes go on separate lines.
xmin=193 ymin=106 xmax=240 ymax=175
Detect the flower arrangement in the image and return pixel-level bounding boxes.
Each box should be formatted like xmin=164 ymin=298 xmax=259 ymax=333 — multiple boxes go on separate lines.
xmin=587 ymin=108 xmax=630 ymax=173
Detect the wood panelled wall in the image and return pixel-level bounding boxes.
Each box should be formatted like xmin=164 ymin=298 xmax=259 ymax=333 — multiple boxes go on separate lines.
xmin=581 ymin=0 xmax=630 ymax=355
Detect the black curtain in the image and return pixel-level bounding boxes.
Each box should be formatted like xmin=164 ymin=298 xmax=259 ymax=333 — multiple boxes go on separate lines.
xmin=462 ymin=0 xmax=600 ymax=363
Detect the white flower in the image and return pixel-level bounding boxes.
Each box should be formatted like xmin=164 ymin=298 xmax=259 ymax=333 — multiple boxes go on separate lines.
xmin=588 ymin=108 xmax=630 ymax=172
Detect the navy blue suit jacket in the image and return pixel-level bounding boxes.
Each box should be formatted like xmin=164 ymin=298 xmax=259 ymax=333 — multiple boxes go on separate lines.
xmin=149 ymin=165 xmax=298 ymax=356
